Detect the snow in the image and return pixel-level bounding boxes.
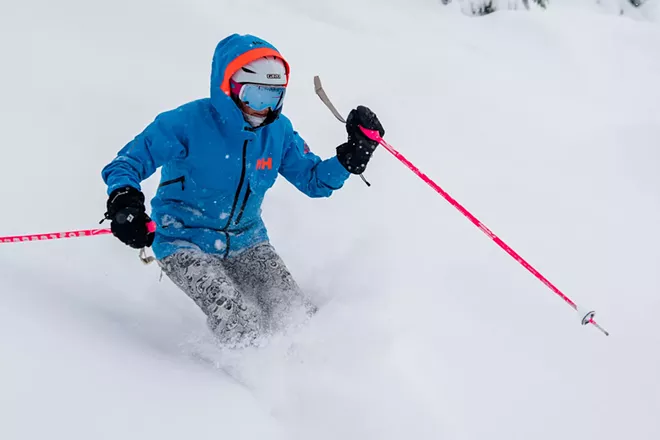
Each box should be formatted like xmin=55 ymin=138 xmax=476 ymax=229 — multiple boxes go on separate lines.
xmin=2 ymin=1 xmax=660 ymax=439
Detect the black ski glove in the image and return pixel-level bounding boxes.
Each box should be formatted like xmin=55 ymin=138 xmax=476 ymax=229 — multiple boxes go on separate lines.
xmin=336 ymin=105 xmax=385 ymax=175
xmin=104 ymin=186 xmax=155 ymax=249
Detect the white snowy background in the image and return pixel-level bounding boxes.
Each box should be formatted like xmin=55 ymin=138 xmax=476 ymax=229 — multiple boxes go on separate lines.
xmin=2 ymin=1 xmax=659 ymax=439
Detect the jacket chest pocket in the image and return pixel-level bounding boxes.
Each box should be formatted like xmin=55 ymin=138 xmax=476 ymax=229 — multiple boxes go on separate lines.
xmin=157 ymin=161 xmax=188 ymax=198
xmin=159 ymin=175 xmax=186 ymax=190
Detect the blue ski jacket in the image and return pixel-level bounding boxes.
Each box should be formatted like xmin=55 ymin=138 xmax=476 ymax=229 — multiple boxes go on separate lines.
xmin=102 ymin=34 xmax=350 ymax=260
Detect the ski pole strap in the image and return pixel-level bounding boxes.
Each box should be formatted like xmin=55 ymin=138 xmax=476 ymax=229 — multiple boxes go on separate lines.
xmin=314 ymin=76 xmax=346 ymax=124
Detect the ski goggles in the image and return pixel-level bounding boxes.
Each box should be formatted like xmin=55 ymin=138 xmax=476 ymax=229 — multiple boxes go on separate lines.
xmin=234 ymin=83 xmax=286 ymax=112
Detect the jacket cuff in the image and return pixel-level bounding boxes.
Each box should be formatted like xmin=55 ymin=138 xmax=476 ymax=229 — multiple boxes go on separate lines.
xmin=319 ymin=156 xmax=351 ymax=189
xmin=107 ymin=180 xmax=141 ymax=196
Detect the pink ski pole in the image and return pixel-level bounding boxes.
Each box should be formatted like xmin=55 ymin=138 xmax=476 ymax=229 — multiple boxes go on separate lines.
xmin=0 ymin=228 xmax=112 ymax=243
xmin=0 ymin=222 xmax=156 ymax=244
xmin=313 ymin=76 xmax=609 ymax=336
xmin=0 ymin=222 xmax=158 ymax=264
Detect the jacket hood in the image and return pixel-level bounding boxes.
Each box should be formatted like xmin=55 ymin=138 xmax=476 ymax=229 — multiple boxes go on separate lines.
xmin=210 ymin=34 xmax=290 ymax=125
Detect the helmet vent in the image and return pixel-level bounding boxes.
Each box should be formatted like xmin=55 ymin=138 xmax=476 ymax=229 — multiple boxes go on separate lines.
xmin=242 ymin=67 xmax=257 ymax=74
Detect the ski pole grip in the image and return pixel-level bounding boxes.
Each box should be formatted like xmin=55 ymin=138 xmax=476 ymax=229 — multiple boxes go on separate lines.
xmin=359 ymin=126 xmax=382 ymax=142
xmin=146 ymin=220 xmax=157 ymax=233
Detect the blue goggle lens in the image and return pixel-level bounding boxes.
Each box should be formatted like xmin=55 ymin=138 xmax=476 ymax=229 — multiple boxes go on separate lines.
xmin=239 ymin=84 xmax=286 ymax=112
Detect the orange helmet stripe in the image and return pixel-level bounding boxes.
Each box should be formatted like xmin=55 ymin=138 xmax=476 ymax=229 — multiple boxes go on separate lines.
xmin=221 ymin=47 xmax=290 ymax=96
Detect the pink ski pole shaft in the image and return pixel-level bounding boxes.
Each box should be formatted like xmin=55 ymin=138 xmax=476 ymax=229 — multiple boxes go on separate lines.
xmin=313 ymin=76 xmax=609 ymax=336
xmin=0 ymin=222 xmax=156 ymax=244
xmin=0 ymin=228 xmax=112 ymax=243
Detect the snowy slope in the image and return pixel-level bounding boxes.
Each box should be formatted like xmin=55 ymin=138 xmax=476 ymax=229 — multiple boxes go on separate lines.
xmin=2 ymin=1 xmax=660 ymax=439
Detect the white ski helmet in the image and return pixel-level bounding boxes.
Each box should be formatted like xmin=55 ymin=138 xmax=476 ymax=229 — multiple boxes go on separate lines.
xmin=231 ymin=56 xmax=287 ymax=86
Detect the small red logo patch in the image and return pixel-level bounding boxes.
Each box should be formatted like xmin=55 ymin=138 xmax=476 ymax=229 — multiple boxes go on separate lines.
xmin=256 ymin=158 xmax=273 ymax=170
xmin=303 ymin=143 xmax=310 ymax=154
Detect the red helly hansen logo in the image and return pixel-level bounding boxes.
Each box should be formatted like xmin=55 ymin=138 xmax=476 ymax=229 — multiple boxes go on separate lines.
xmin=256 ymin=158 xmax=272 ymax=170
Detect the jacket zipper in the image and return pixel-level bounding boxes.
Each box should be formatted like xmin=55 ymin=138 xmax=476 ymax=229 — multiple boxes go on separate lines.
xmin=159 ymin=175 xmax=185 ymax=190
xmin=222 ymin=139 xmax=249 ymax=258
xmin=235 ymin=184 xmax=251 ymax=225
xmin=224 ymin=231 xmax=230 ymax=260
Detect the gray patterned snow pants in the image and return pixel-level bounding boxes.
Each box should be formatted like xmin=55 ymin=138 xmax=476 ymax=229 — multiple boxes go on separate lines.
xmin=159 ymin=242 xmax=313 ymax=347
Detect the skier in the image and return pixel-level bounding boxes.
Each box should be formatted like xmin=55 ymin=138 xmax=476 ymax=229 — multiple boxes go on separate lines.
xmin=101 ymin=34 xmax=385 ymax=347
